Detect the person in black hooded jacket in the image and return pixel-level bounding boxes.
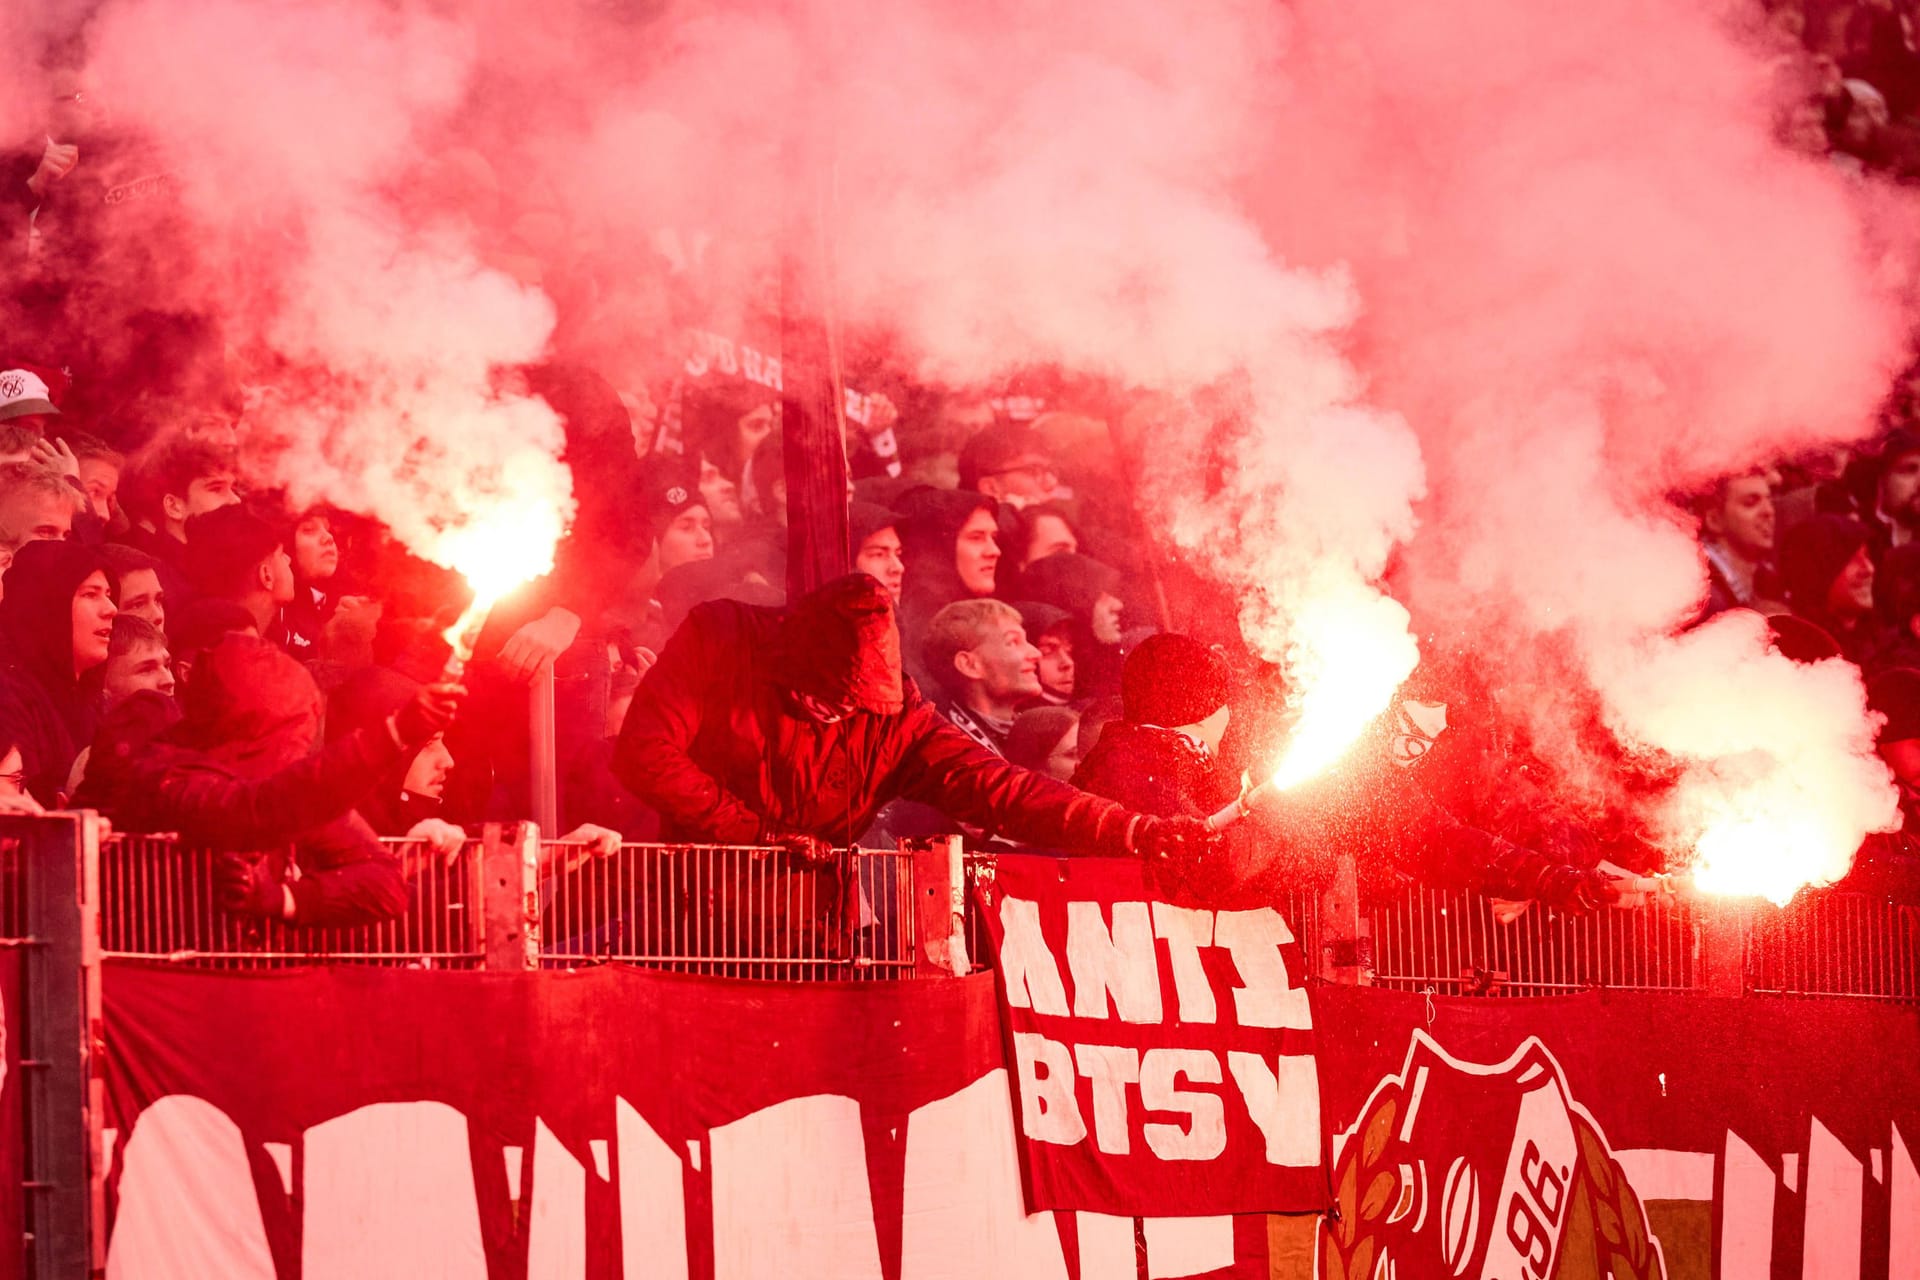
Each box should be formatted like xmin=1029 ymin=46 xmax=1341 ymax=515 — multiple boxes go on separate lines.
xmin=79 ymin=633 xmax=462 ymax=926
xmin=895 ymin=488 xmax=1001 ymax=692
xmin=0 ymin=539 xmax=117 ymax=805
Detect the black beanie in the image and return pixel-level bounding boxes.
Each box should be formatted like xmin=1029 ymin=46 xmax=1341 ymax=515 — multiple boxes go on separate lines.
xmin=1778 ymin=515 xmax=1868 ymax=615
xmin=1868 ymin=666 xmax=1920 ymax=742
xmin=1121 ymin=633 xmax=1232 ymax=727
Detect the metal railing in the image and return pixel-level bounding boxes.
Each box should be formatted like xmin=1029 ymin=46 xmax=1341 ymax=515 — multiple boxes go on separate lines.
xmin=1366 ymin=884 xmax=1700 ymax=996
xmin=541 ymin=840 xmax=917 ymax=980
xmin=1746 ymin=891 xmax=1920 ymax=1001
xmin=95 ymin=830 xmax=920 ymax=980
xmin=100 ymin=834 xmax=485 ymax=968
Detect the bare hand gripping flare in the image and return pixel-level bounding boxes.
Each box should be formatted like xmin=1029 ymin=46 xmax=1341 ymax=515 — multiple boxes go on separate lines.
xmin=433 ymin=499 xmax=567 ymax=681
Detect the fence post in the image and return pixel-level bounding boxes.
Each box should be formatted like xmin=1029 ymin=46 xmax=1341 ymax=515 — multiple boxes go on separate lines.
xmin=1319 ymin=850 xmax=1372 ymax=984
xmin=482 ymin=822 xmax=541 ymax=972
xmin=1698 ymin=898 xmax=1749 ymax=998
xmin=14 ymin=811 xmax=103 ymax=1278
xmin=528 ymin=665 xmax=560 ymax=840
xmin=910 ymin=837 xmax=968 ymax=977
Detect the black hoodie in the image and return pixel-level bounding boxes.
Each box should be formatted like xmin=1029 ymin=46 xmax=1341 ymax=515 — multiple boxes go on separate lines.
xmin=0 ymin=540 xmax=115 ymax=805
xmin=896 ymin=488 xmax=997 ymax=691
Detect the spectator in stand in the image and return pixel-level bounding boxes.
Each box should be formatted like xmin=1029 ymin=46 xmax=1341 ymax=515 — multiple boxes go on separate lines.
xmin=1011 ymin=550 xmax=1129 ymax=698
xmin=1008 ymin=500 xmax=1081 ymax=572
xmin=99 ymin=614 xmax=174 ymax=707
xmin=0 ymin=370 xmax=60 ymax=433
xmin=896 ymin=489 xmax=1000 ymax=688
xmin=1005 ymin=705 xmax=1082 ymax=782
xmin=1781 ymin=514 xmax=1884 ymax=662
xmin=0 ymin=738 xmax=41 ymax=813
xmin=0 ymin=462 xmax=79 ymax=562
xmin=1013 ymin=601 xmax=1076 ymax=706
xmin=64 ymin=613 xmax=174 ymax=795
xmin=80 ymin=634 xmax=463 ymax=926
xmin=0 ymin=540 xmax=116 ymax=805
xmin=115 ymin=435 xmax=240 ymax=604
xmin=1865 ymin=427 xmax=1920 ymax=561
xmin=281 ymin=507 xmax=341 ymax=655
xmin=183 ymin=505 xmax=294 ymax=644
xmin=66 ymin=433 xmax=123 ymax=523
xmin=614 ymin=573 xmax=1213 ymax=863
xmin=1699 ymin=468 xmax=1782 ymax=616
xmin=97 ymin=544 xmax=165 ymax=633
xmin=1074 ymin=634 xmax=1238 ymax=823
xmin=920 ymin=599 xmax=1044 ymax=754
xmin=958 ymin=422 xmax=1060 ymax=510
xmin=642 ymin=454 xmax=716 ymax=576
xmin=851 ymin=502 xmax=905 ymax=601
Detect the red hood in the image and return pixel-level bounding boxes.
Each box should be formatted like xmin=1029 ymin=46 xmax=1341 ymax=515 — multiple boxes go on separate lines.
xmin=772 ymin=573 xmax=905 ymax=715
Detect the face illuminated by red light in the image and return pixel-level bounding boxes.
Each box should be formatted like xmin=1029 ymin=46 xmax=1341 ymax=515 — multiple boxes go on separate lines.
xmin=1023 ymin=512 xmax=1078 ymax=568
xmin=404 ymin=736 xmax=455 ymax=800
xmin=1035 ymin=628 xmax=1075 ymax=700
xmin=658 ymin=506 xmax=715 ymax=573
xmin=115 ymin=568 xmax=165 ymax=632
xmin=956 ymin=618 xmax=1042 ymax=703
xmin=955 ymin=508 xmax=999 ymax=596
xmin=70 ymin=570 xmax=116 ymax=675
xmin=1827 ymin=546 xmax=1876 ymax=620
xmin=104 ymin=641 xmax=175 ymax=704
xmin=294 ymin=515 xmax=338 ymax=581
xmin=1882 ymin=451 xmax=1920 ymax=530
xmin=1705 ymin=473 xmax=1775 ymax=560
xmin=855 ymin=526 xmax=905 ymax=599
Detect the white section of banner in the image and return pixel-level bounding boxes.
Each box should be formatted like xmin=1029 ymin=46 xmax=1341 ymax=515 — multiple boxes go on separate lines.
xmin=106 ymin=1095 xmax=275 ymax=1280
xmin=710 ymin=1094 xmax=884 ymax=1280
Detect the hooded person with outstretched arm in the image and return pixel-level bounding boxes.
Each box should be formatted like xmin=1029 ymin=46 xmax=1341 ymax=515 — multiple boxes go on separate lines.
xmin=612 ymin=573 xmax=1211 ymax=860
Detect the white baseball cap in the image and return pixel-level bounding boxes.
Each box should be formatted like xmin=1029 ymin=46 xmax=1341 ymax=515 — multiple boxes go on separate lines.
xmin=0 ymin=370 xmax=58 ymax=422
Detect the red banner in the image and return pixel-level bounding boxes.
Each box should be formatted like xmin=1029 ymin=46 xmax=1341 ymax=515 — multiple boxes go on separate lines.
xmin=96 ymin=958 xmax=1920 ymax=1278
xmin=974 ymin=855 xmax=1328 ymax=1217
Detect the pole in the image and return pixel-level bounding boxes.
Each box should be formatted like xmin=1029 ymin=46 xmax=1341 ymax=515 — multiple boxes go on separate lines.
xmin=528 ymin=663 xmax=559 ymax=839
xmin=778 ymin=6 xmax=850 ymax=600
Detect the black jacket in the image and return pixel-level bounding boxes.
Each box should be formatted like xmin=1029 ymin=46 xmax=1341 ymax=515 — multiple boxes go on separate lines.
xmin=0 ymin=541 xmax=115 ymax=805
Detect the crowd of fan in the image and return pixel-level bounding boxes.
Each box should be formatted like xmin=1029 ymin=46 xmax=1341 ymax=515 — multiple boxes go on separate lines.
xmin=6 ymin=12 xmax=1920 ymax=937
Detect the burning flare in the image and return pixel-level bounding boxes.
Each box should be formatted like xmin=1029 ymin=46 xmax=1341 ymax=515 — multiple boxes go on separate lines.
xmin=1269 ymin=590 xmax=1420 ymax=791
xmin=434 ymin=495 xmax=569 ymax=675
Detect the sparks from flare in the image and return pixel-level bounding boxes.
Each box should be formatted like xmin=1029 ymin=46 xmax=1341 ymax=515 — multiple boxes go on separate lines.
xmin=1688 ymin=811 xmax=1836 ymax=907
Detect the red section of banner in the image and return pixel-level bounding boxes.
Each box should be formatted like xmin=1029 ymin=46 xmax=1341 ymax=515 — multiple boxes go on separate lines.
xmin=0 ymin=952 xmax=21 ymax=1280
xmin=974 ymin=854 xmax=1330 ymax=1217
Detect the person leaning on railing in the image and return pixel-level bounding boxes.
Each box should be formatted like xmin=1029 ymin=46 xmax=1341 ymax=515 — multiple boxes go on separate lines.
xmin=74 ymin=631 xmax=464 ymax=927
xmin=611 ymin=573 xmax=1215 ymax=864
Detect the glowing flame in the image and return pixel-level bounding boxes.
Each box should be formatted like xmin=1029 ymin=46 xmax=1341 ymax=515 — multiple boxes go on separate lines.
xmin=1685 ymin=783 xmax=1865 ymax=906
xmin=433 ymin=494 xmax=568 ymax=668
xmin=1267 ymin=590 xmax=1419 ymax=791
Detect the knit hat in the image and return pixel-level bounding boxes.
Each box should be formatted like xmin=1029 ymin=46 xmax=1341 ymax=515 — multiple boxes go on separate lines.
xmin=1868 ymin=667 xmax=1920 ymax=743
xmin=1121 ymin=633 xmax=1233 ymax=727
xmin=0 ymin=369 xmax=58 ymax=422
xmin=638 ymin=454 xmax=705 ymax=533
xmin=1778 ymin=515 xmax=1868 ymax=615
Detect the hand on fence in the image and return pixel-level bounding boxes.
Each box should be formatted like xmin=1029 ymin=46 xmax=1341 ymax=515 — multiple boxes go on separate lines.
xmin=769 ymin=831 xmax=839 ymax=868
xmin=392 ymin=683 xmax=467 ymax=746
xmin=1535 ymin=864 xmax=1622 ymax=915
xmin=405 ymin=818 xmax=466 ymax=859
xmin=214 ymin=853 xmax=292 ymax=921
xmin=545 ymin=824 xmax=623 ymax=876
xmin=0 ymin=792 xmax=44 ymax=816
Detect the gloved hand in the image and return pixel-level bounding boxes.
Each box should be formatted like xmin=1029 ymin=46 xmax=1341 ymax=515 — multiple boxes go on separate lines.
xmin=768 ymin=831 xmax=839 ymax=868
xmin=215 ymin=853 xmax=290 ymax=920
xmin=392 ymin=683 xmax=467 ymax=747
xmin=1534 ymin=864 xmax=1620 ymax=915
xmin=1132 ymin=815 xmax=1221 ymax=862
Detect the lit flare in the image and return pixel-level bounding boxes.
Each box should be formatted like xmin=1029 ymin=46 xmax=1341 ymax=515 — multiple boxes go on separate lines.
xmin=433 ymin=496 xmax=567 ymax=678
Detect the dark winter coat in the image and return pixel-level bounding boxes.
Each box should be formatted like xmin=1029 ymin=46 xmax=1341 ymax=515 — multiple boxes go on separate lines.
xmin=79 ymin=635 xmax=407 ymax=925
xmin=0 ymin=540 xmax=115 ymax=805
xmin=611 ymin=589 xmax=1140 ymax=853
